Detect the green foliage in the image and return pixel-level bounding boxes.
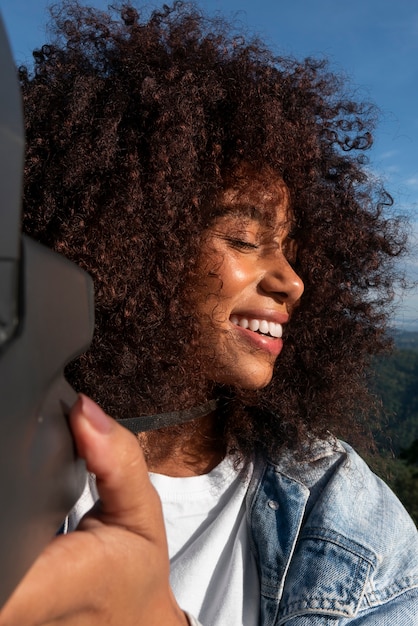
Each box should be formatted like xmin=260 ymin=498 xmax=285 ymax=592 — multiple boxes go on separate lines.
xmin=369 ymin=331 xmax=418 ymax=455
xmin=400 ymin=438 xmax=418 ymax=465
xmin=392 ymin=329 xmax=418 ymax=351
xmin=365 ymin=330 xmax=418 ymax=526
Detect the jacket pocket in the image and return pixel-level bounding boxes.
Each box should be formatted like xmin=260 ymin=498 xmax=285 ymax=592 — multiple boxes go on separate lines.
xmin=276 ymin=527 xmax=376 ymax=624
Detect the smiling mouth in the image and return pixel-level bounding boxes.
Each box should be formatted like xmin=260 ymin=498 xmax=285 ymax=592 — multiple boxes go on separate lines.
xmin=230 ymin=315 xmax=283 ymax=339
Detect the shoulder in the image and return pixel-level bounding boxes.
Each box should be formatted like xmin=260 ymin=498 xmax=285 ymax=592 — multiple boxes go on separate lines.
xmin=267 ymin=439 xmax=418 ymax=562
xmin=256 ymin=441 xmax=418 ymax=621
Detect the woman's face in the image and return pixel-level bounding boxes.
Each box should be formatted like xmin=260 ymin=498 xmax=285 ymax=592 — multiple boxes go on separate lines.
xmin=196 ymin=173 xmax=304 ymax=390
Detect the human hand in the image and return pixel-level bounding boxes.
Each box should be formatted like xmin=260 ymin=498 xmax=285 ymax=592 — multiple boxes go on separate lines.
xmin=0 ymin=395 xmax=188 ymax=626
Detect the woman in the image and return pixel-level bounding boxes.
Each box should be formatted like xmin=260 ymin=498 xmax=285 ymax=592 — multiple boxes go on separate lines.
xmin=2 ymin=1 xmax=417 ymax=624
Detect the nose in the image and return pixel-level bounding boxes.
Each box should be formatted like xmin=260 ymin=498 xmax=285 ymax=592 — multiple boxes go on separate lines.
xmin=259 ymin=253 xmax=304 ymax=307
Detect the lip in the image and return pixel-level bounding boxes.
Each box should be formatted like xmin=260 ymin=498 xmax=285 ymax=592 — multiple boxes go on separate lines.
xmin=229 ymin=309 xmax=288 ymax=357
xmin=230 ymin=309 xmax=289 ymax=325
xmin=230 ymin=323 xmax=284 ymax=356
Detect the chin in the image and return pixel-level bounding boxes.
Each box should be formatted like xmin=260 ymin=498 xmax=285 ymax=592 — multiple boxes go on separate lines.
xmin=215 ymin=366 xmax=274 ymax=390
xmin=240 ymin=376 xmax=273 ymax=390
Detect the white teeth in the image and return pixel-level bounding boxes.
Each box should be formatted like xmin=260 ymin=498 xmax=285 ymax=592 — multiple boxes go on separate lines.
xmin=249 ymin=319 xmax=259 ymax=332
xmin=259 ymin=320 xmax=269 ymax=334
xmin=230 ymin=316 xmax=283 ymax=338
xmin=268 ymin=322 xmax=282 ymax=338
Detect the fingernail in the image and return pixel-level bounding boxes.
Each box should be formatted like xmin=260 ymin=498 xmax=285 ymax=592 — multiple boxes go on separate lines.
xmin=78 ymin=394 xmax=113 ymax=434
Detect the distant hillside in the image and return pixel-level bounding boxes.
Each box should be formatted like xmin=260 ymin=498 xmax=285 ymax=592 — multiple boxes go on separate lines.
xmin=367 ymin=330 xmax=418 ymax=525
xmin=370 ymin=329 xmax=418 ymax=455
xmin=392 ymin=329 xmax=418 ymax=351
xmin=371 ymin=347 xmax=418 ymax=454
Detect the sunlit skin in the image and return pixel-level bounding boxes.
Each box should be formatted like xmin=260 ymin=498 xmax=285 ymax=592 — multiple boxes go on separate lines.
xmin=196 ymin=175 xmax=305 ymax=391
xmin=141 ymin=173 xmax=305 ymax=477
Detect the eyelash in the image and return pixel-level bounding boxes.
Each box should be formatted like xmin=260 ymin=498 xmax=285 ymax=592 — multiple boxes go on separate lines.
xmin=223 ymin=235 xmax=298 ymax=263
xmin=225 ymin=237 xmax=259 ymax=250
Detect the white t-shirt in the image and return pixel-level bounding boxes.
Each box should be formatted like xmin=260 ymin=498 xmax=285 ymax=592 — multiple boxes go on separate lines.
xmin=149 ymin=455 xmax=260 ymax=626
xmin=66 ymin=456 xmax=260 ymax=626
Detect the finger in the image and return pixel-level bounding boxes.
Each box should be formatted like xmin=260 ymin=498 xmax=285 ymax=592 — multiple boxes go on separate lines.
xmin=0 ymin=531 xmax=98 ymax=625
xmin=69 ymin=395 xmax=165 ymax=543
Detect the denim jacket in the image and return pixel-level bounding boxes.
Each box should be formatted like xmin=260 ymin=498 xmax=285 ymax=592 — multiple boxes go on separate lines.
xmin=246 ymin=439 xmax=418 ymax=625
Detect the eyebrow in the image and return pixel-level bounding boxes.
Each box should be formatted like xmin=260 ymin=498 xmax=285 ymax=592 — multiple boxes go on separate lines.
xmin=220 ymin=204 xmax=296 ymax=234
xmin=220 ymin=204 xmax=266 ymax=221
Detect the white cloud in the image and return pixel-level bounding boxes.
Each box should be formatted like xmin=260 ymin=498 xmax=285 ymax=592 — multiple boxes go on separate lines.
xmin=385 ymin=165 xmax=400 ymax=174
xmin=379 ymin=150 xmax=399 ymax=160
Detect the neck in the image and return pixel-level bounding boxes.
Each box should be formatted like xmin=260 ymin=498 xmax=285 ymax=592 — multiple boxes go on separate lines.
xmin=138 ymin=411 xmax=226 ymax=477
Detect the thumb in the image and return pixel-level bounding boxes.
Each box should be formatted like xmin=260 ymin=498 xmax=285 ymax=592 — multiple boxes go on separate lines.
xmin=0 ymin=396 xmax=172 ymax=626
xmin=69 ymin=395 xmax=164 ymax=541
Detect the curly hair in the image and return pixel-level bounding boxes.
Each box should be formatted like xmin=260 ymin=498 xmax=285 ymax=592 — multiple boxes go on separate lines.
xmin=20 ymin=0 xmax=407 ymax=458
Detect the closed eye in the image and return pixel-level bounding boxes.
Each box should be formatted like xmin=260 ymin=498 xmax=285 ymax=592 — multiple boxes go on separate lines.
xmin=224 ymin=237 xmax=259 ymax=251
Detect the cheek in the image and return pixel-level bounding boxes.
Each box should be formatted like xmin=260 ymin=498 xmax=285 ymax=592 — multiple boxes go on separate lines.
xmin=223 ymin=265 xmax=249 ymax=290
xmin=209 ymin=253 xmax=250 ymax=290
xmin=195 ymin=241 xmax=255 ymax=314
xmin=215 ymin=259 xmax=256 ymax=305
xmin=193 ymin=267 xmax=235 ymax=328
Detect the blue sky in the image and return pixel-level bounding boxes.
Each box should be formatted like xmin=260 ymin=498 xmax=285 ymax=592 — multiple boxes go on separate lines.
xmin=2 ymin=0 xmax=418 ymax=328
